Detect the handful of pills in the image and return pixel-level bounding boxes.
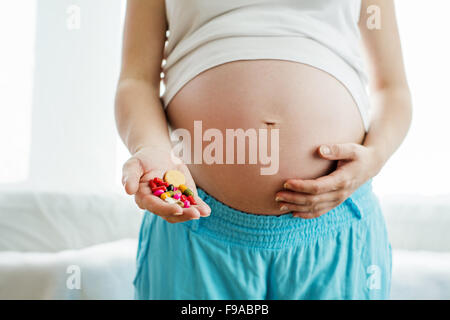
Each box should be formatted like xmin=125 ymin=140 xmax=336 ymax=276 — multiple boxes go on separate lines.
xmin=149 ymin=170 xmax=197 ymax=208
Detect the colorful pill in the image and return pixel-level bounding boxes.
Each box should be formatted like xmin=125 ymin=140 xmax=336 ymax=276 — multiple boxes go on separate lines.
xmin=173 ymin=193 xmax=181 ymax=200
xmin=180 ymin=194 xmax=187 ymax=202
xmin=183 ymin=188 xmax=194 ymax=197
xmin=164 ymin=197 xmax=177 ymax=204
xmin=163 ymin=170 xmax=186 ymax=187
xmin=149 ymin=180 xmax=157 ymax=189
xmin=167 ymin=191 xmax=175 ymax=196
xmin=153 ymin=189 xmax=164 ymax=197
xmin=178 ymin=184 xmax=188 ymax=193
xmin=151 ymin=186 xmax=166 ymax=193
xmin=160 ymin=192 xmax=171 ymax=200
xmin=187 ymin=195 xmax=197 ymax=205
xmin=167 ymin=184 xmax=174 ymax=191
xmin=183 ymin=200 xmax=190 ymax=208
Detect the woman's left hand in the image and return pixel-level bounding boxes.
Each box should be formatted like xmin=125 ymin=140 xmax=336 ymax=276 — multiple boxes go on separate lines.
xmin=276 ymin=143 xmax=383 ymax=219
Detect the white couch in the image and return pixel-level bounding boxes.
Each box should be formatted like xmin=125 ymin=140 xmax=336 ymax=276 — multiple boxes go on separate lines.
xmin=0 ymin=190 xmax=449 ymax=299
xmin=0 ymin=190 xmax=142 ymax=299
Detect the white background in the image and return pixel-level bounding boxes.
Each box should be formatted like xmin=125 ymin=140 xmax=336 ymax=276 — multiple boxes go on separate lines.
xmin=0 ymin=0 xmax=449 ymax=196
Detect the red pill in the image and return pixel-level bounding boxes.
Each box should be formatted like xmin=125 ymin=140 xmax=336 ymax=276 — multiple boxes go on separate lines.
xmin=187 ymin=196 xmax=197 ymax=205
xmin=149 ymin=180 xmax=157 ymax=189
xmin=180 ymin=194 xmax=187 ymax=202
xmin=151 ymin=186 xmax=166 ymax=193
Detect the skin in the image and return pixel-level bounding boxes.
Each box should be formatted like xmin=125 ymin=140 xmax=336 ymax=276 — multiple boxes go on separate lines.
xmin=167 ymin=59 xmax=365 ymax=214
xmin=277 ymin=0 xmax=412 ymax=218
xmin=115 ymin=0 xmax=412 ymax=222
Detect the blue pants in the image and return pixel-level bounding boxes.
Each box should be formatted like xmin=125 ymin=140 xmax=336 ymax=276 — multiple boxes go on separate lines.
xmin=134 ymin=180 xmax=392 ymax=300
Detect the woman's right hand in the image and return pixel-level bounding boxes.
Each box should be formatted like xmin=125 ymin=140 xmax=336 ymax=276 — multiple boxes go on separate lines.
xmin=122 ymin=146 xmax=211 ymax=223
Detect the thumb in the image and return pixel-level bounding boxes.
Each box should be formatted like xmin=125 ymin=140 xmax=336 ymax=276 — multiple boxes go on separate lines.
xmin=318 ymin=143 xmax=360 ymax=160
xmin=122 ymin=157 xmax=144 ymax=195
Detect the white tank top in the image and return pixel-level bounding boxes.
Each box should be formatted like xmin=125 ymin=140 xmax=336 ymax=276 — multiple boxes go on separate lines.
xmin=162 ymin=0 xmax=370 ymax=131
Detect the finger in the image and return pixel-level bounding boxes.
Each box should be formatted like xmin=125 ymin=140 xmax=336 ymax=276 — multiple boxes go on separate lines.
xmin=278 ymin=199 xmax=339 ymax=214
xmin=138 ymin=172 xmax=153 ymax=194
xmin=275 ymin=190 xmax=343 ymax=206
xmin=138 ymin=187 xmax=207 ymax=220
xmin=163 ymin=208 xmax=202 ymax=223
xmin=291 ymin=200 xmax=341 ymax=219
xmin=193 ymin=196 xmax=211 ymax=217
xmin=122 ymin=157 xmax=144 ymax=195
xmin=284 ymin=171 xmax=349 ymax=195
xmin=318 ymin=143 xmax=362 ymax=161
xmin=137 ymin=193 xmax=184 ymax=217
xmin=164 ymin=215 xmax=197 ymax=224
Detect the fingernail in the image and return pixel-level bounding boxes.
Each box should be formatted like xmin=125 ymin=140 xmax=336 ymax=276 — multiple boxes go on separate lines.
xmin=320 ymin=145 xmax=331 ymax=155
xmin=174 ymin=211 xmax=183 ymax=216
xmin=280 ymin=205 xmax=288 ymax=211
xmin=275 ymin=197 xmax=284 ymax=202
xmin=283 ymin=183 xmax=290 ymax=189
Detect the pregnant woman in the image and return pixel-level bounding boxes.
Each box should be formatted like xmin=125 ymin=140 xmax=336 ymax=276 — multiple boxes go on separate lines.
xmin=115 ymin=0 xmax=412 ymax=300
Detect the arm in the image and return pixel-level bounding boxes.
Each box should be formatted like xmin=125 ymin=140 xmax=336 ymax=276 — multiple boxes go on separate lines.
xmin=115 ymin=0 xmax=210 ymax=222
xmin=115 ymin=0 xmax=171 ymax=172
xmin=358 ymin=0 xmax=412 ymax=169
xmin=276 ymin=0 xmax=412 ymax=218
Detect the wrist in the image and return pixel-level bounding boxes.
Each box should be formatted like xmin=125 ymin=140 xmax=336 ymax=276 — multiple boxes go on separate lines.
xmin=365 ymin=144 xmax=388 ymax=176
xmin=132 ymin=144 xmax=187 ymax=169
xmin=131 ymin=143 xmax=172 ymax=156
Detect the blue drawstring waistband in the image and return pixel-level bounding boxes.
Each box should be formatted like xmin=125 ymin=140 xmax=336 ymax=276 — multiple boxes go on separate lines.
xmin=182 ymin=179 xmax=374 ymax=249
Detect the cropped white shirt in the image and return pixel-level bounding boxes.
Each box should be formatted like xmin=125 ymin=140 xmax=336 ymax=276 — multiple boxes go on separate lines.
xmin=162 ymin=0 xmax=371 ymax=131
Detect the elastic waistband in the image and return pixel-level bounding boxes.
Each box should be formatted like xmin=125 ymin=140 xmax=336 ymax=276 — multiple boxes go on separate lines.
xmin=185 ymin=180 xmax=374 ymax=249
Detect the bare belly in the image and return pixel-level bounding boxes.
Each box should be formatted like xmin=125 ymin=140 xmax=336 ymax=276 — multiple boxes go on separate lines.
xmin=166 ymin=60 xmax=365 ymax=214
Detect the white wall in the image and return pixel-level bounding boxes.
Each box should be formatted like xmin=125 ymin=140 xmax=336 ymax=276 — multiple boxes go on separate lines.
xmin=0 ymin=0 xmax=449 ymax=197
xmin=373 ymin=0 xmax=450 ymax=197
xmin=0 ymin=1 xmax=36 ymax=183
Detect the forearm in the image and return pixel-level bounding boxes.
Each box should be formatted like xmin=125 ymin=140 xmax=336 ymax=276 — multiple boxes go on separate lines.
xmin=115 ymin=77 xmax=172 ymax=155
xmin=363 ymin=86 xmax=412 ymax=173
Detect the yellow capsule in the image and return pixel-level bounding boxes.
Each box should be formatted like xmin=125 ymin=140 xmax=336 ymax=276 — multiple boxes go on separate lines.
xmin=160 ymin=192 xmax=171 ymax=200
xmin=179 ymin=184 xmax=188 ymax=192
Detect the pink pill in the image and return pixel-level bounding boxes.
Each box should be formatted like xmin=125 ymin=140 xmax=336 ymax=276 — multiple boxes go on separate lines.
xmin=153 ymin=189 xmax=164 ymax=196
xmin=173 ymin=193 xmax=181 ymax=200
xmin=183 ymin=200 xmax=190 ymax=208
xmin=173 ymin=187 xmax=178 ymax=191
